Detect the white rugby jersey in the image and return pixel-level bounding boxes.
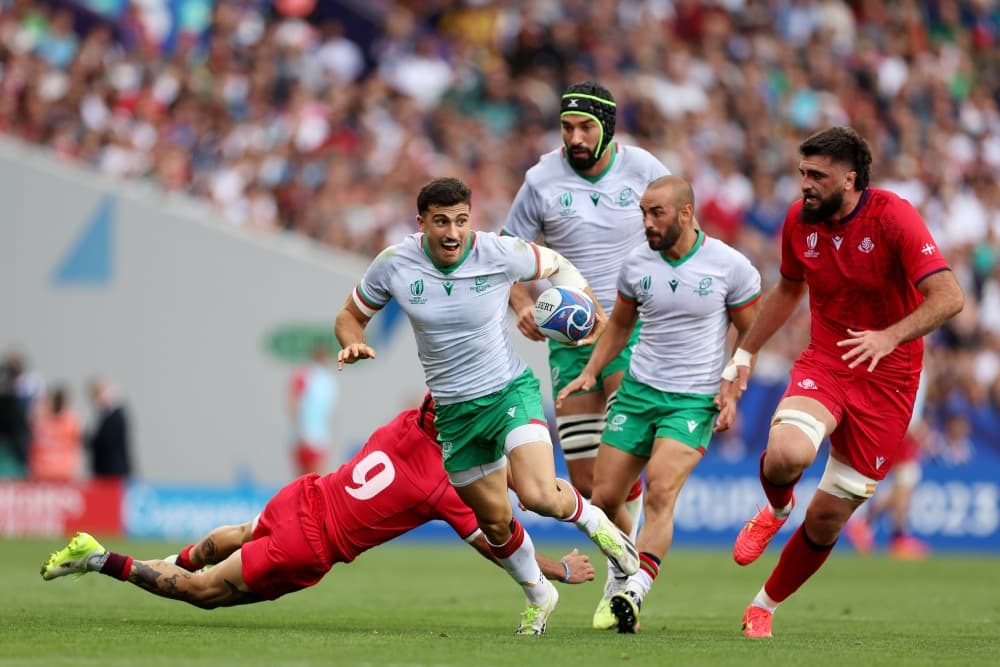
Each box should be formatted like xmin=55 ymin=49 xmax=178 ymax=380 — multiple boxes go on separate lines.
xmin=502 ymin=143 xmax=670 ymax=314
xmin=618 ymin=231 xmax=761 ymax=394
xmin=353 ymin=232 xmax=541 ymax=404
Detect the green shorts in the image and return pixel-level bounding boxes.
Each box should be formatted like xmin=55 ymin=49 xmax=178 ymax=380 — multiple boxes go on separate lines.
xmin=548 ymin=324 xmax=641 ymax=399
xmin=434 ymin=369 xmax=548 ymax=473
xmin=602 ymin=372 xmax=718 ymax=457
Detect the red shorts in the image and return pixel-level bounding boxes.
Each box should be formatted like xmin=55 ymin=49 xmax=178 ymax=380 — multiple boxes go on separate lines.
xmin=241 ymin=473 xmax=336 ymax=600
xmin=783 ymin=354 xmax=919 ymax=480
xmin=293 ymin=442 xmax=327 ymax=475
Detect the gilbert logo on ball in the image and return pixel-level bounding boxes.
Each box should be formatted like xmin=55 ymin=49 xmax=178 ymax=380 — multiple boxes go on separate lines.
xmin=534 ymin=287 xmax=596 ymax=344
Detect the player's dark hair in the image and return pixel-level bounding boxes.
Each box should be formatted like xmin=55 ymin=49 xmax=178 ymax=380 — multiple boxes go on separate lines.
xmin=799 ymin=126 xmax=872 ymax=190
xmin=416 ymin=177 xmax=472 ymax=215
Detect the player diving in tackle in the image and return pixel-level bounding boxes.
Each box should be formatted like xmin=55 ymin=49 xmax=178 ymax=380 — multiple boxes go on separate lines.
xmin=40 ymin=395 xmax=595 ymax=610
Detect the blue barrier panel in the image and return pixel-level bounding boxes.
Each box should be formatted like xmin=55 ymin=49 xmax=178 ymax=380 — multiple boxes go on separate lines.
xmin=123 ymin=459 xmax=998 ymax=551
xmin=124 ymin=482 xmax=277 ymax=540
xmin=403 ymin=454 xmax=1000 ymax=552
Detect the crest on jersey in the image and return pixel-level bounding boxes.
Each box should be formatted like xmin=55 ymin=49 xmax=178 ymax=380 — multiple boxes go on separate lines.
xmin=617 ymin=187 xmax=635 ymax=207
xmin=858 ymin=237 xmax=875 ymax=253
xmin=695 ymin=276 xmax=713 ymax=296
xmin=804 ymin=231 xmax=820 ymax=258
xmin=471 ymin=275 xmax=491 ymax=293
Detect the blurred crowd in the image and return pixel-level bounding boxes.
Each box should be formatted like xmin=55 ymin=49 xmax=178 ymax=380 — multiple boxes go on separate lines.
xmin=0 ymin=350 xmax=132 ymax=481
xmin=1 ymin=0 xmax=998 ymax=458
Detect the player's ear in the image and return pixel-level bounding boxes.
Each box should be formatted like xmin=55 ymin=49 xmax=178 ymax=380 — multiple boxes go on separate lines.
xmin=415 ymin=214 xmax=424 ymax=231
xmin=846 ymin=170 xmax=857 ymax=192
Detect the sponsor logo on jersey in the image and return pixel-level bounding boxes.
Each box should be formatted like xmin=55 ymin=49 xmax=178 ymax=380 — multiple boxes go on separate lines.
xmin=617 ymin=187 xmax=635 ymax=207
xmin=471 ymin=275 xmax=491 ymax=293
xmin=875 ymin=456 xmax=886 ymax=470
xmin=804 ymin=231 xmax=820 ymax=258
xmin=695 ymin=276 xmax=713 ymax=296
xmin=590 ymin=192 xmax=601 ymax=206
xmin=921 ymin=243 xmax=936 ymax=255
xmin=507 ymin=406 xmax=517 ymax=418
xmin=669 ymin=279 xmax=679 ymax=292
xmin=797 ymin=378 xmax=818 ymax=390
xmin=441 ymin=441 xmax=453 ymax=458
xmin=687 ymin=419 xmax=698 ymax=433
xmin=858 ymin=237 xmax=875 ymax=253
xmin=559 ymin=192 xmax=575 ymax=216
xmin=442 ymin=280 xmax=454 ymax=295
xmin=409 ymin=279 xmax=427 ymax=304
xmin=833 ymin=235 xmax=843 ymax=250
xmin=608 ymin=414 xmax=627 ymax=432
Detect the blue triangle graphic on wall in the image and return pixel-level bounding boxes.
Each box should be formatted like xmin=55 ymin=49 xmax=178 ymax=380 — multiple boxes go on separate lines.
xmin=52 ymin=195 xmax=115 ymax=286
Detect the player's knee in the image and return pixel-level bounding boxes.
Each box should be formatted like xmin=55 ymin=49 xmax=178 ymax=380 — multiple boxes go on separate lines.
xmin=769 ymin=409 xmax=827 ymax=466
xmin=518 ymin=483 xmax=560 ymax=516
xmin=642 ymin=478 xmax=681 ymax=517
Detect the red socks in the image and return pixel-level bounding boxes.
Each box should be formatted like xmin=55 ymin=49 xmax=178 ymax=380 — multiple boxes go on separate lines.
xmin=764 ymin=525 xmax=835 ymax=602
xmin=488 ymin=519 xmax=526 ymax=559
xmin=99 ymin=553 xmax=134 ymax=580
xmin=175 ymin=545 xmax=198 ymax=572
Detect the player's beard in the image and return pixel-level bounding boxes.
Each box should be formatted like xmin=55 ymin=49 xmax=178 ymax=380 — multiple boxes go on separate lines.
xmin=800 ymin=189 xmax=845 ymax=224
xmin=646 ymin=214 xmax=683 ymax=251
xmin=567 ymin=144 xmax=598 ymax=171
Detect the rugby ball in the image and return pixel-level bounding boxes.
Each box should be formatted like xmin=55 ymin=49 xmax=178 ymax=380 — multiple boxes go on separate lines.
xmin=533 ymin=287 xmax=596 ymax=344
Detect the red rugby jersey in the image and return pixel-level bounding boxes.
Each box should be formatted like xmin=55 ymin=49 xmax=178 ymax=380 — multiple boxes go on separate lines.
xmin=316 ymin=407 xmax=478 ymax=562
xmin=779 ymin=188 xmax=950 ymax=377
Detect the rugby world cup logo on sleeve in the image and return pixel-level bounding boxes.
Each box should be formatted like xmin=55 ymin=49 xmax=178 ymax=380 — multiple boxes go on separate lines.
xmin=804 ymin=231 xmax=820 ymax=258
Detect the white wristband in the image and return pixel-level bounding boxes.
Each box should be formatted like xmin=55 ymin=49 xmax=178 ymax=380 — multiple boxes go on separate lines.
xmin=721 ymin=347 xmax=753 ymax=381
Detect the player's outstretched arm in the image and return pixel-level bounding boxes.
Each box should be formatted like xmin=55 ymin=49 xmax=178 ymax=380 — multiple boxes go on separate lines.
xmin=469 ymin=535 xmax=595 ymax=584
xmin=128 ymin=551 xmax=263 ymax=609
xmin=334 ymin=296 xmax=376 ymax=369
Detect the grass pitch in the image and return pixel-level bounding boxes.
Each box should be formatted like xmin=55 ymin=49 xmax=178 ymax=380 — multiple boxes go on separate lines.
xmin=3 ymin=537 xmax=998 ymax=666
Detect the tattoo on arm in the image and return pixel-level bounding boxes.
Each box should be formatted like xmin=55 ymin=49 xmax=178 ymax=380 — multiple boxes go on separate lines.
xmin=201 ymin=537 xmax=218 ymax=564
xmin=128 ymin=561 xmax=199 ymax=604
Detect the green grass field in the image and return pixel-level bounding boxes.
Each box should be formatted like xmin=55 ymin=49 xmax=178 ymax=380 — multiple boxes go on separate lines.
xmin=3 ymin=537 xmax=997 ymax=666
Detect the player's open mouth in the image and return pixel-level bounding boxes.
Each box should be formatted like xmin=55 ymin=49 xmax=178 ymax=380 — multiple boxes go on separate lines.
xmin=441 ymin=240 xmax=460 ymax=252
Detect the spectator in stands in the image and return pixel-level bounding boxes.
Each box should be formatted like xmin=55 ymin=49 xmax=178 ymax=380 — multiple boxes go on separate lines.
xmin=28 ymin=384 xmax=82 ymax=482
xmin=86 ymin=378 xmax=132 ymax=479
xmin=0 ymin=356 xmax=31 ymax=477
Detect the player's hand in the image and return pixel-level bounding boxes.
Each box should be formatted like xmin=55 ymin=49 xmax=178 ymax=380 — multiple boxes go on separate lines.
xmin=713 ymin=386 xmax=738 ymax=433
xmin=558 ymin=548 xmax=595 ymax=584
xmin=337 ymin=343 xmax=376 ymax=369
xmin=836 ymin=328 xmax=898 ymax=372
xmin=575 ymin=310 xmax=606 ymax=347
xmin=555 ymin=372 xmax=596 ymax=407
xmin=516 ymin=303 xmax=547 ymax=342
